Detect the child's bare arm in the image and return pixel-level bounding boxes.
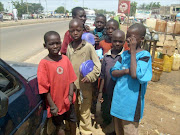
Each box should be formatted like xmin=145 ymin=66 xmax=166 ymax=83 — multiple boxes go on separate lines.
xmin=68 ymin=83 xmax=74 ymax=104
xmin=98 ymin=79 xmax=104 ymax=103
xmin=111 ymin=69 xmax=129 ymax=77
xmin=128 ymin=36 xmax=137 ymax=79
xmin=130 ymin=51 xmax=137 ymax=79
xmin=86 ymin=45 xmax=101 ymax=82
xmin=45 ymin=92 xmax=58 ymax=116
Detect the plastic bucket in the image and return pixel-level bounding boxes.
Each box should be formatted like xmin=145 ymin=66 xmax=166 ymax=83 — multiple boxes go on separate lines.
xmin=82 ymin=33 xmax=95 ymax=45
xmin=79 ymin=60 xmax=94 ymax=77
xmin=152 ymin=62 xmax=163 ymax=82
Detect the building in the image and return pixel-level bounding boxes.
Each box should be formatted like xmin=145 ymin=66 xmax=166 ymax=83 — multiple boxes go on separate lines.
xmin=170 ymin=4 xmax=180 ymax=20
xmin=160 ymin=4 xmax=180 ymax=20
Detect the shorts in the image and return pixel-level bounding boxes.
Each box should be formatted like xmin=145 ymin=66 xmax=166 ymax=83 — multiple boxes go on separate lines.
xmin=52 ymin=104 xmax=77 ymax=126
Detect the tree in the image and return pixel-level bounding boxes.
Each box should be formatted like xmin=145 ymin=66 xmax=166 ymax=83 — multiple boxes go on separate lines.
xmin=12 ymin=1 xmax=44 ymax=17
xmin=28 ymin=3 xmax=44 ymax=14
xmin=138 ymin=2 xmax=161 ymax=10
xmin=0 ymin=2 xmax=4 ymax=11
xmin=12 ymin=1 xmax=26 ymax=17
xmin=138 ymin=3 xmax=146 ymax=10
xmin=130 ymin=1 xmax=137 ymax=16
xmin=55 ymin=6 xmax=69 ymax=14
xmin=93 ymin=9 xmax=115 ymax=15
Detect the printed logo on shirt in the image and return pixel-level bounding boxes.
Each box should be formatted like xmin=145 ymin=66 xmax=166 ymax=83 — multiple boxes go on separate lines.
xmin=57 ymin=66 xmax=63 ymax=74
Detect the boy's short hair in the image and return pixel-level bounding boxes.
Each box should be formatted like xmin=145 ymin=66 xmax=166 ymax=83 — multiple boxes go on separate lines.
xmin=44 ymin=31 xmax=60 ymax=43
xmin=112 ymin=29 xmax=125 ymax=39
xmin=72 ymin=7 xmax=84 ymax=17
xmin=95 ymin=14 xmax=106 ymax=22
xmin=129 ymin=23 xmax=146 ymax=37
xmin=69 ymin=19 xmax=83 ymax=29
xmin=107 ymin=19 xmax=119 ymax=28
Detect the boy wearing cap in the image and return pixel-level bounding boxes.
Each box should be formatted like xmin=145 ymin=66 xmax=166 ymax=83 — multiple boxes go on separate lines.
xmin=66 ymin=19 xmax=101 ymax=135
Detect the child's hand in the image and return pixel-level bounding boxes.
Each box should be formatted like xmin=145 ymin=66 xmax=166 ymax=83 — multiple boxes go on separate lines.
xmin=125 ymin=69 xmax=130 ymax=74
xmin=127 ymin=36 xmax=137 ymax=52
xmin=81 ymin=76 xmax=90 ymax=83
xmin=50 ymin=105 xmax=58 ymax=116
xmin=98 ymin=92 xmax=104 ymax=103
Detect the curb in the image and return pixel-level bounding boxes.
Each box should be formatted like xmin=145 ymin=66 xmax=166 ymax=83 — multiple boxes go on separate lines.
xmin=0 ymin=18 xmax=71 ymax=28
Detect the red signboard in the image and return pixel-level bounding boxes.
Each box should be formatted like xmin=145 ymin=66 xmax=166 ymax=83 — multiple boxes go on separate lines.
xmin=118 ymin=0 xmax=131 ymax=14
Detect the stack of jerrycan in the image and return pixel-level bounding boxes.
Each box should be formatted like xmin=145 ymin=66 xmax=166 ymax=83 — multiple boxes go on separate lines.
xmin=166 ymin=22 xmax=175 ymax=34
xmin=174 ymin=21 xmax=180 ymax=34
xmin=146 ymin=18 xmax=156 ymax=30
xmin=152 ymin=58 xmax=163 ymax=82
xmin=172 ymin=53 xmax=180 ymax=71
xmin=155 ymin=20 xmax=167 ymax=32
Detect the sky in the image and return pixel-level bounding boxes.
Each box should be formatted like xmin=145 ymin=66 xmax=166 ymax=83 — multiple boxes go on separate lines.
xmin=1 ymin=0 xmax=180 ymax=12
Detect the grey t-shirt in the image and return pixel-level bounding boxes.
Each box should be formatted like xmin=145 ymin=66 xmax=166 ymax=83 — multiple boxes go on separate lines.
xmin=100 ymin=50 xmax=122 ymax=97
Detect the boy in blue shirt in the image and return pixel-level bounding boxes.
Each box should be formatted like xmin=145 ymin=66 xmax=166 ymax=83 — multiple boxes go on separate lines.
xmin=110 ymin=23 xmax=152 ymax=135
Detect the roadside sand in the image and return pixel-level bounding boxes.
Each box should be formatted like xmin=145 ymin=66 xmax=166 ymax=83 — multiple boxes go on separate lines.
xmin=22 ymin=24 xmax=180 ymax=135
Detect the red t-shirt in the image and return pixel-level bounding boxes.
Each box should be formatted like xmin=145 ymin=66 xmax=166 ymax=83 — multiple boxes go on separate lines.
xmin=123 ymin=41 xmax=130 ymax=51
xmin=60 ymin=31 xmax=73 ymax=54
xmin=99 ymin=40 xmax=112 ymax=55
xmin=99 ymin=40 xmax=130 ymax=55
xmin=37 ymin=55 xmax=77 ymax=118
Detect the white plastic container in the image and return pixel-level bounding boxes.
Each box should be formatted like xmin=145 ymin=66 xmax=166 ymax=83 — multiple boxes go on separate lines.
xmin=172 ymin=53 xmax=180 ymax=71
xmin=166 ymin=22 xmax=175 ymax=34
xmin=146 ymin=18 xmax=156 ymax=30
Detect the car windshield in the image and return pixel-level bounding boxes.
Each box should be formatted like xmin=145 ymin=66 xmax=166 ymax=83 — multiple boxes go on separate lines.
xmin=86 ymin=15 xmax=95 ymax=21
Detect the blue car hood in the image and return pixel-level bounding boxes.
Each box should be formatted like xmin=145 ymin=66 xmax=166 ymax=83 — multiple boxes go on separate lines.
xmin=7 ymin=62 xmax=38 ymax=81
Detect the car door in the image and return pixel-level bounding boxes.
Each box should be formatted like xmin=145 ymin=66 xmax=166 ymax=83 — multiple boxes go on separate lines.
xmin=0 ymin=60 xmax=45 ymax=135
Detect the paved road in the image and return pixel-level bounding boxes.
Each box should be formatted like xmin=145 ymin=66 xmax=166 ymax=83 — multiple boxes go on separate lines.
xmin=0 ymin=20 xmax=70 ymax=62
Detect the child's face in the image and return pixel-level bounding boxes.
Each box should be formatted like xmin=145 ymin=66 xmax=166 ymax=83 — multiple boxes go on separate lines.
xmin=69 ymin=22 xmax=83 ymax=41
xmin=45 ymin=35 xmax=61 ymax=56
xmin=94 ymin=16 xmax=106 ymax=31
xmin=106 ymin=22 xmax=118 ymax=38
xmin=126 ymin=29 xmax=142 ymax=48
xmin=75 ymin=10 xmax=86 ymax=25
xmin=112 ymin=34 xmax=124 ymax=51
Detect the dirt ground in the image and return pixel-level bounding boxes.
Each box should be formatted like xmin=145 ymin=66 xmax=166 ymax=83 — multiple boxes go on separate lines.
xmin=24 ymin=24 xmax=180 ymax=135
xmin=84 ymin=70 xmax=180 ymax=135
xmin=27 ymin=51 xmax=180 ymax=135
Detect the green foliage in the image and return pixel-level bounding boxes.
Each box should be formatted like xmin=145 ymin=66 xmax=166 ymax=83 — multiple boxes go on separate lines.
xmin=94 ymin=9 xmax=115 ymax=15
xmin=0 ymin=2 xmax=4 ymax=11
xmin=130 ymin=1 xmax=137 ymax=16
xmin=28 ymin=3 xmax=44 ymax=13
xmin=12 ymin=1 xmax=44 ymax=17
xmin=138 ymin=2 xmax=161 ymax=10
xmin=55 ymin=6 xmax=69 ymax=14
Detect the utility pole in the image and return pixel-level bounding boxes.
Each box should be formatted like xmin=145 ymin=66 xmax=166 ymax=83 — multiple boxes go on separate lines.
xmin=64 ymin=0 xmax=66 ymax=16
xmin=45 ymin=0 xmax=48 ymax=14
xmin=26 ymin=0 xmax=29 ymax=14
xmin=83 ymin=0 xmax=84 ymax=8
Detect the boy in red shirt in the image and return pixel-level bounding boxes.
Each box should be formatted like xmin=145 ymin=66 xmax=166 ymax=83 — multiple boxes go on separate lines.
xmin=99 ymin=19 xmax=129 ymax=55
xmin=37 ymin=31 xmax=77 ymax=135
xmin=99 ymin=19 xmax=119 ymax=54
xmin=60 ymin=7 xmax=90 ymax=54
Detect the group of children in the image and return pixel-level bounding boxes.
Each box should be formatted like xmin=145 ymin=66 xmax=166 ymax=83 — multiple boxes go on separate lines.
xmin=37 ymin=6 xmax=152 ymax=135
